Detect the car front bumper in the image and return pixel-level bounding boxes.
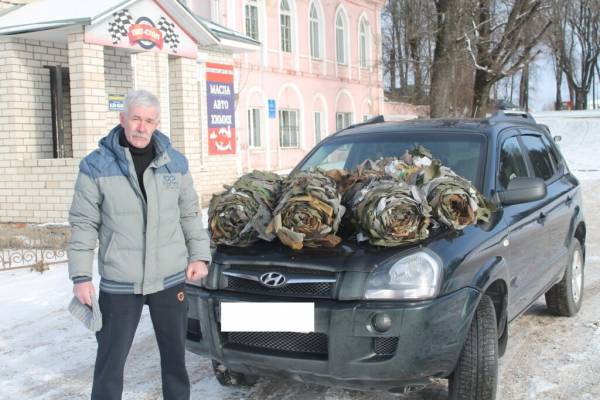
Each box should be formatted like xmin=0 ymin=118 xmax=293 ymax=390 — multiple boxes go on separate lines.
xmin=185 ymin=285 xmax=481 ymax=392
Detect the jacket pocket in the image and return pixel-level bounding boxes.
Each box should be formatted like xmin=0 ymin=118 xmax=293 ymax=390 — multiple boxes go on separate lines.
xmin=103 ymin=232 xmax=116 ymax=264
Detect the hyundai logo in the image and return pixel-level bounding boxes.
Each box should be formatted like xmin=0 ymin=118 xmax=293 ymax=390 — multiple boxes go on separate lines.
xmin=260 ymin=272 xmax=287 ymax=287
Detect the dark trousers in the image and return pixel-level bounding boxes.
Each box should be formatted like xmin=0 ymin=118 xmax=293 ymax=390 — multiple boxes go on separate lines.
xmin=91 ymin=284 xmax=189 ymax=400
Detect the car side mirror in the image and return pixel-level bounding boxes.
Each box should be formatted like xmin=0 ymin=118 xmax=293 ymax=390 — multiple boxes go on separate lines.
xmin=498 ymin=177 xmax=546 ymax=205
xmin=553 ymin=135 xmax=562 ymax=142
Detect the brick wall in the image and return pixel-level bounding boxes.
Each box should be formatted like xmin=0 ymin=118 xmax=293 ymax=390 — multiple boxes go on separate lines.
xmin=0 ymin=37 xmax=70 ymax=160
xmin=104 ymin=47 xmax=133 ymax=132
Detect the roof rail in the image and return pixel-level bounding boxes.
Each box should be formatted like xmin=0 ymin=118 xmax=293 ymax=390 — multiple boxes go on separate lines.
xmin=488 ymin=110 xmax=536 ymax=124
xmin=343 ymin=115 xmax=385 ymax=131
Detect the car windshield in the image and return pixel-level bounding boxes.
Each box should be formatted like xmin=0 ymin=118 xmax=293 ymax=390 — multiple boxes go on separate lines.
xmin=298 ymin=131 xmax=486 ymax=190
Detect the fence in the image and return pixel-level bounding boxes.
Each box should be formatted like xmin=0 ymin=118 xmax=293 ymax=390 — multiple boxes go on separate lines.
xmin=0 ymin=224 xmax=69 ymax=271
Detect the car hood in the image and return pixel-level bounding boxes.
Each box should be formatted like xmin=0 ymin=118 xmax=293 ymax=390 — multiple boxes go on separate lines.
xmin=211 ymin=226 xmax=484 ymax=274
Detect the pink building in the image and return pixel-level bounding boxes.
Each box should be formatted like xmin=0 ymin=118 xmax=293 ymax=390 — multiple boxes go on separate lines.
xmin=187 ymin=0 xmax=386 ymax=172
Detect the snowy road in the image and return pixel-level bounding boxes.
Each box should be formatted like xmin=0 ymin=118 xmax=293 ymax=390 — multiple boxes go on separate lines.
xmin=1 ymin=113 xmax=599 ymax=399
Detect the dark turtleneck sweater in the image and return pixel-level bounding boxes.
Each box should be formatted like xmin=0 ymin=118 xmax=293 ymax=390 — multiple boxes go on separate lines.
xmin=120 ymin=133 xmax=155 ymax=201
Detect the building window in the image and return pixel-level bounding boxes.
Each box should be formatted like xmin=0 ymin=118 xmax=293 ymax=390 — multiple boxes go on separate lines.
xmin=314 ymin=111 xmax=322 ymax=143
xmin=280 ymin=0 xmax=292 ymax=52
xmin=336 ymin=112 xmax=352 ymax=130
xmin=279 ymin=109 xmax=299 ymax=148
xmin=248 ymin=108 xmax=261 ymax=148
xmin=335 ymin=11 xmax=347 ymax=65
xmin=212 ymin=0 xmax=220 ymax=23
xmin=309 ymin=3 xmax=320 ymax=59
xmin=245 ymin=1 xmax=259 ymax=40
xmin=359 ymin=18 xmax=369 ymax=68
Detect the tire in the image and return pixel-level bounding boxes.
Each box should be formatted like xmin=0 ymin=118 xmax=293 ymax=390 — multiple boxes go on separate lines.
xmin=545 ymin=240 xmax=584 ymax=317
xmin=212 ymin=360 xmax=258 ymax=387
xmin=448 ymin=294 xmax=498 ymax=400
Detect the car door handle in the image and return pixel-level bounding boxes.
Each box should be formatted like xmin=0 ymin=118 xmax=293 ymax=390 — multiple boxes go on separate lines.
xmin=536 ymin=212 xmax=547 ymax=224
xmin=565 ymin=195 xmax=573 ymax=206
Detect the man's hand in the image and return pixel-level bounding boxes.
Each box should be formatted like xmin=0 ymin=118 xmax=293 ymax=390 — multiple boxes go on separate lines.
xmin=73 ymin=281 xmax=96 ymax=306
xmin=186 ymin=260 xmax=209 ymax=281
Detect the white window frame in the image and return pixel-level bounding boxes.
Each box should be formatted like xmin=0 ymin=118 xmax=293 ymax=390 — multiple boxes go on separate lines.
xmin=280 ymin=0 xmax=292 ymax=53
xmin=279 ymin=109 xmax=299 ymax=148
xmin=359 ymin=18 xmax=370 ymax=69
xmin=336 ymin=112 xmax=352 ymax=130
xmin=309 ymin=2 xmax=321 ymax=59
xmin=245 ymin=1 xmax=259 ymax=41
xmin=248 ymin=108 xmax=262 ymax=148
xmin=335 ymin=11 xmax=347 ymax=65
xmin=314 ymin=111 xmax=322 ymax=143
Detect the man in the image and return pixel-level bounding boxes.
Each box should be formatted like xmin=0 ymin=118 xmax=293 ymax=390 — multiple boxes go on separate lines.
xmin=68 ymin=89 xmax=211 ymax=400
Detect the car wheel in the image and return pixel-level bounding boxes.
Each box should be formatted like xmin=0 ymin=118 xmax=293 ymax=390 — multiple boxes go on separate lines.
xmin=212 ymin=360 xmax=259 ymax=387
xmin=448 ymin=294 xmax=498 ymax=400
xmin=545 ymin=240 xmax=584 ymax=317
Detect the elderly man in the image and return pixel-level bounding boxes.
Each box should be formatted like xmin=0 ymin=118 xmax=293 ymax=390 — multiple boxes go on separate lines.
xmin=68 ymin=89 xmax=210 ymax=400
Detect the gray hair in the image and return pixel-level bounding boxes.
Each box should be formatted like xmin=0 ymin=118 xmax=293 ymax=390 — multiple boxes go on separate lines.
xmin=123 ymin=89 xmax=161 ymax=117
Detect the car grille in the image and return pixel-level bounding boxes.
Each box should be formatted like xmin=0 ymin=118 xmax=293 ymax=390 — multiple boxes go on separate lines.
xmin=222 ymin=265 xmax=337 ymax=298
xmin=373 ymin=337 xmax=399 ymax=356
xmin=224 ymin=331 xmax=328 ymax=358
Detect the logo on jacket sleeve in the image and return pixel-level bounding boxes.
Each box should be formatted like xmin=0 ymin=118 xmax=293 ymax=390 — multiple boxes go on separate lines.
xmin=162 ymin=174 xmax=178 ymax=190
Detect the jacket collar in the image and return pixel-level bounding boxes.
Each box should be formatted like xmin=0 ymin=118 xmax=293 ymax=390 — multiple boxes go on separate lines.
xmin=100 ymin=125 xmax=172 ymax=171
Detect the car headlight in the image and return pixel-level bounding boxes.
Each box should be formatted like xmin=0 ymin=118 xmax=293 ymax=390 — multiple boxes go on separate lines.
xmin=364 ymin=250 xmax=442 ymax=300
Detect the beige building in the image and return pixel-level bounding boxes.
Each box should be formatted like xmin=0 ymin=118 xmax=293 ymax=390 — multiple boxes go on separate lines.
xmin=0 ymin=0 xmax=259 ymax=223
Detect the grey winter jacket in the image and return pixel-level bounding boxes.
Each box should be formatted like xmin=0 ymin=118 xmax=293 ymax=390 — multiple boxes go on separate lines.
xmin=68 ymin=125 xmax=211 ymax=295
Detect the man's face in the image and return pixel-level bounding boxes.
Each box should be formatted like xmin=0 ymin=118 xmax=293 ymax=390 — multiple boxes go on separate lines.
xmin=119 ymin=105 xmax=160 ymax=148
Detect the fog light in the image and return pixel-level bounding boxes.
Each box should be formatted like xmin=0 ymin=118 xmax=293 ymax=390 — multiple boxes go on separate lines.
xmin=371 ymin=313 xmax=392 ymax=332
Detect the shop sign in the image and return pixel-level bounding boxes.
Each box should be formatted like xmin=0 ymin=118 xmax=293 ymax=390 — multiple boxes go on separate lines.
xmin=84 ymin=0 xmax=198 ymax=59
xmin=206 ymin=63 xmax=236 ymax=155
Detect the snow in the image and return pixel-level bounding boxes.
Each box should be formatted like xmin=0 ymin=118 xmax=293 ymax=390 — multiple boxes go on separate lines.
xmin=1 ymin=111 xmax=600 ymax=400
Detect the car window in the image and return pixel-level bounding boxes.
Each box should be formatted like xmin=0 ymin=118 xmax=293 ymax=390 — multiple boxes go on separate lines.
xmin=498 ymin=136 xmax=529 ymax=189
xmin=520 ymin=134 xmax=555 ymax=181
xmin=299 ymin=132 xmax=486 ymax=190
xmin=540 ymin=134 xmax=564 ymax=172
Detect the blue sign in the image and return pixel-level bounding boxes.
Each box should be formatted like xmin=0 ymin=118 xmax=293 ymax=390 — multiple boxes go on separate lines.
xmin=108 ymin=95 xmax=124 ymax=111
xmin=268 ymin=99 xmax=276 ymax=119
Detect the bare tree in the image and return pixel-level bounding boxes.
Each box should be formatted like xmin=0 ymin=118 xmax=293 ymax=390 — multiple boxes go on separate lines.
xmin=464 ymin=0 xmax=551 ymax=116
xmin=382 ymin=0 xmax=436 ymax=104
xmin=430 ymin=0 xmax=477 ymax=117
xmin=559 ymin=0 xmax=600 ymax=110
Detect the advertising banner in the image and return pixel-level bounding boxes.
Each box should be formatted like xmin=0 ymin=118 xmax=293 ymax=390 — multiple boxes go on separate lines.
xmin=206 ymin=63 xmax=236 ymax=155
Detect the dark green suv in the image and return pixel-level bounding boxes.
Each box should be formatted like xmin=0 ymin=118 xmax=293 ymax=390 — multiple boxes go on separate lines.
xmin=185 ymin=111 xmax=586 ymax=399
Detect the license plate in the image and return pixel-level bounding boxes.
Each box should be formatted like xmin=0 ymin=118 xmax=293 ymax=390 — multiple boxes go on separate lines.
xmin=220 ymin=302 xmax=314 ymax=332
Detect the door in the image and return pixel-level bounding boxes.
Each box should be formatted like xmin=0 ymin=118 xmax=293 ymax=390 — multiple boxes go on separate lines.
xmin=497 ymin=133 xmax=549 ymax=318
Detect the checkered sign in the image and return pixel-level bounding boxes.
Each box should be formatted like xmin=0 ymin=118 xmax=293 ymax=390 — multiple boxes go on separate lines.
xmin=85 ymin=0 xmax=197 ymax=59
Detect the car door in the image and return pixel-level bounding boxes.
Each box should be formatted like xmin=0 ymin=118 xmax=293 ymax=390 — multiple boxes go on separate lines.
xmin=496 ymin=131 xmax=549 ymax=319
xmin=519 ymin=131 xmax=575 ymax=293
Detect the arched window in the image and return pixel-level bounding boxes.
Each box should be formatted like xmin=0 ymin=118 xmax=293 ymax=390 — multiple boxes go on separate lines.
xmin=280 ymin=0 xmax=292 ymax=52
xmin=335 ymin=11 xmax=347 ymax=65
xmin=309 ymin=3 xmax=321 ymax=59
xmin=359 ymin=18 xmax=369 ymax=68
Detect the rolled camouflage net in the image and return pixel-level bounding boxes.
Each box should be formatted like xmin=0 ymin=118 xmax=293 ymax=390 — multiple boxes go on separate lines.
xmin=421 ymin=166 xmax=492 ymax=230
xmin=208 ymin=170 xmax=282 ymax=246
xmin=349 ymin=179 xmax=432 ymax=247
xmin=268 ymin=170 xmax=345 ymax=250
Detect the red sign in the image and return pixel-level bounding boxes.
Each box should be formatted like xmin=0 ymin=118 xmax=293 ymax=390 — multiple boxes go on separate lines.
xmin=128 ymin=23 xmax=164 ymax=49
xmin=206 ymin=63 xmax=236 ymax=155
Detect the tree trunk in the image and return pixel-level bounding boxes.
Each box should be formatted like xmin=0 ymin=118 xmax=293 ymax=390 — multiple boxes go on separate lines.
xmin=554 ymin=67 xmax=563 ymax=110
xmin=430 ymin=0 xmax=456 ymax=117
xmin=472 ymin=70 xmax=492 ymax=117
xmin=575 ymin=88 xmax=587 ymax=110
xmin=519 ymin=63 xmax=529 ymax=110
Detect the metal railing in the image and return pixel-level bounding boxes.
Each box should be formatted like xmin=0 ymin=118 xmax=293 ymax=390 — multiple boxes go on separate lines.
xmin=0 ymin=225 xmax=69 ymax=271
